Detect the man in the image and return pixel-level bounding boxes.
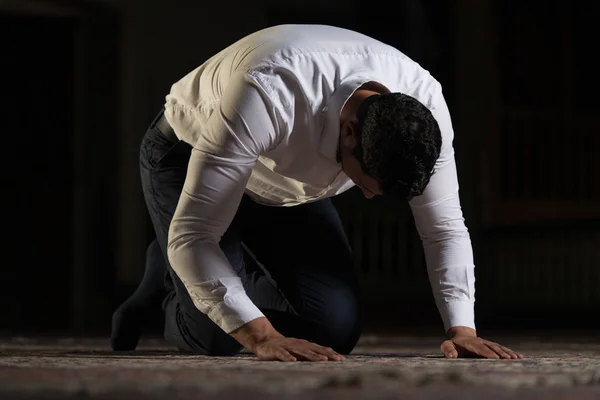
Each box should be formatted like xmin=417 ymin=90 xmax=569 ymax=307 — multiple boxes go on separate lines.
xmin=112 ymin=24 xmax=523 ymax=361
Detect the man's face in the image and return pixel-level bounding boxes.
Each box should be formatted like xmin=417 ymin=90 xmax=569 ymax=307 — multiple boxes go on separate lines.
xmin=340 ymin=145 xmax=381 ymax=199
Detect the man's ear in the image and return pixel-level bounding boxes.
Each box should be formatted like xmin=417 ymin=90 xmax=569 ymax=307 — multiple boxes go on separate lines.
xmin=340 ymin=121 xmax=358 ymax=150
xmin=343 ymin=135 xmax=356 ymax=149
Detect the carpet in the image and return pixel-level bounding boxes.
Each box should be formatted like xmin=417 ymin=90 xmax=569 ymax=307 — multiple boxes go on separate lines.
xmin=1 ymin=334 xmax=600 ymax=399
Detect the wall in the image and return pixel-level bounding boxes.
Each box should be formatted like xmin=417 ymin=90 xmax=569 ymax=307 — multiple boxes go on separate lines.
xmin=6 ymin=0 xmax=596 ymax=334
xmin=452 ymin=0 xmax=600 ymax=329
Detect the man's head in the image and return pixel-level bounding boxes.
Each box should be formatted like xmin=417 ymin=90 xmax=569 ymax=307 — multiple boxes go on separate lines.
xmin=339 ymin=92 xmax=442 ymax=201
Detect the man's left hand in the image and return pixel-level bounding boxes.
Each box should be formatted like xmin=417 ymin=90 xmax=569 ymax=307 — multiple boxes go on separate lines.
xmin=441 ymin=326 xmax=523 ymax=359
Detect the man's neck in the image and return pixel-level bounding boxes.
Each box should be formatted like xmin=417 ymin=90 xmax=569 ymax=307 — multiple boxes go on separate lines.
xmin=340 ymin=81 xmax=390 ymax=125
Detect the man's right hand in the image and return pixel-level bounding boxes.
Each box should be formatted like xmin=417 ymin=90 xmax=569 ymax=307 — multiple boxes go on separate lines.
xmin=254 ymin=336 xmax=345 ymax=361
xmin=230 ymin=317 xmax=344 ymax=362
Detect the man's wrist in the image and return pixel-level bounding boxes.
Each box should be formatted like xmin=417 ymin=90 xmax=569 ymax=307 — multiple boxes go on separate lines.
xmin=446 ymin=326 xmax=477 ymax=339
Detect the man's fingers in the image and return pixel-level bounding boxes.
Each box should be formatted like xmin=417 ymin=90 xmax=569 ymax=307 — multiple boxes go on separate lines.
xmin=291 ymin=343 xmax=345 ymax=362
xmin=277 ymin=349 xmax=297 ymax=362
xmin=290 ymin=348 xmax=328 ymax=362
xmin=440 ymin=340 xmax=458 ymax=358
xmin=312 ymin=345 xmax=345 ymax=361
xmin=487 ymin=342 xmax=523 ymax=359
xmin=499 ymin=345 xmax=523 ymax=359
xmin=487 ymin=343 xmax=512 ymax=359
xmin=300 ymin=349 xmax=328 ymax=361
xmin=306 ymin=350 xmax=329 ymax=361
xmin=500 ymin=345 xmax=523 ymax=358
xmin=464 ymin=341 xmax=499 ymax=359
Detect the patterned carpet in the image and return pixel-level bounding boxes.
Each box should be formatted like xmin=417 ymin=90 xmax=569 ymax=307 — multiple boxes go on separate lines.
xmin=1 ymin=334 xmax=600 ymax=399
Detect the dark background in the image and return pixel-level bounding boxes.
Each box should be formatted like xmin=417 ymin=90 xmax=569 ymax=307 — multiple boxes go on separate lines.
xmin=1 ymin=0 xmax=599 ymax=338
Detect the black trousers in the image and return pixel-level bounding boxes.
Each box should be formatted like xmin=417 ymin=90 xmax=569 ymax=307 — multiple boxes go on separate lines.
xmin=139 ymin=110 xmax=362 ymax=355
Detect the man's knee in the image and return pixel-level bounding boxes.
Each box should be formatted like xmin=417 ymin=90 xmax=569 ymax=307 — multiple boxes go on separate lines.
xmin=319 ymin=315 xmax=362 ymax=355
xmin=309 ymin=283 xmax=362 ymax=355
xmin=322 ymin=330 xmax=361 ymax=355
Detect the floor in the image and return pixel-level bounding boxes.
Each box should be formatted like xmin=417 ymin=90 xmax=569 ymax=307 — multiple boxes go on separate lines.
xmin=1 ymin=334 xmax=600 ymax=399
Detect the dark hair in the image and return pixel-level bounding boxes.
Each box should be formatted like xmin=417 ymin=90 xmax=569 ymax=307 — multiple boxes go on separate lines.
xmin=354 ymin=92 xmax=442 ymax=200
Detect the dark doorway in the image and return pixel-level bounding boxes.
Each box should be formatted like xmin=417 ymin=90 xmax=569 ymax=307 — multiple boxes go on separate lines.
xmin=1 ymin=2 xmax=121 ymax=334
xmin=0 ymin=12 xmax=75 ymax=331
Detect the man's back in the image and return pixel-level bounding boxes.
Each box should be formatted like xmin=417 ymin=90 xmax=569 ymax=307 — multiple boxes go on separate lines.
xmin=168 ymin=24 xmax=399 ymax=110
xmin=164 ymin=24 xmax=442 ymax=206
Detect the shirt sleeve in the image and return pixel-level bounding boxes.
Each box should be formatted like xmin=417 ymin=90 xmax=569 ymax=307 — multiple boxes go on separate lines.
xmin=409 ymin=88 xmax=476 ymax=333
xmin=166 ymin=73 xmax=281 ymax=334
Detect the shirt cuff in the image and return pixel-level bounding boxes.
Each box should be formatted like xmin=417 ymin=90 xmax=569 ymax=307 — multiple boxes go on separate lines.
xmin=441 ymin=301 xmax=476 ymax=332
xmin=207 ymin=292 xmax=265 ymax=333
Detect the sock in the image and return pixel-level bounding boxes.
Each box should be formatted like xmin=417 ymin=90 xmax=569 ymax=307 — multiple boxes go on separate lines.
xmin=111 ymin=239 xmax=167 ymax=351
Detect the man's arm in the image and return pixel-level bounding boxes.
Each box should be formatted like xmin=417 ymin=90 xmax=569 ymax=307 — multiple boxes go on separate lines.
xmin=409 ymin=88 xmax=476 ymax=334
xmin=409 ymin=87 xmax=522 ymax=359
xmin=165 ymin=73 xmax=343 ymax=361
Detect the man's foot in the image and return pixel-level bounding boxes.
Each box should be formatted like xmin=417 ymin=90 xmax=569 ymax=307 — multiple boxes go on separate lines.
xmin=110 ymin=239 xmax=166 ymax=351
xmin=111 ymin=302 xmax=145 ymax=351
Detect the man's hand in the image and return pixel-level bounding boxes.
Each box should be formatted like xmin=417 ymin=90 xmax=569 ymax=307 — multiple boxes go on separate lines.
xmin=254 ymin=337 xmax=345 ymax=362
xmin=230 ymin=317 xmax=344 ymax=362
xmin=441 ymin=326 xmax=523 ymax=359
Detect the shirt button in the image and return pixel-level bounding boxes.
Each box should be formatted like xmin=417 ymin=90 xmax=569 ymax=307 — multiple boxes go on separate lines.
xmin=322 ymin=106 xmax=329 ymax=112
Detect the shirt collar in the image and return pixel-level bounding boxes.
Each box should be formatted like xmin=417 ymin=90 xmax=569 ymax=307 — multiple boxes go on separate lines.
xmin=319 ymin=76 xmax=371 ymax=163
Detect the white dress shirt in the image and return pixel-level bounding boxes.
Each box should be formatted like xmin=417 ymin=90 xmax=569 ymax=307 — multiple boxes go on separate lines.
xmin=164 ymin=24 xmax=475 ymax=334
